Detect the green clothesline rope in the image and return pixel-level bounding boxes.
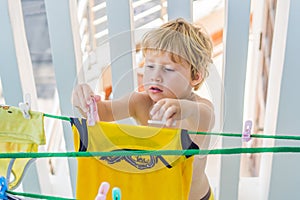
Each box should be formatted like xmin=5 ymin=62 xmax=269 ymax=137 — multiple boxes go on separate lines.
xmin=2 ymin=148 xmax=300 ymax=200
xmin=1 ymin=147 xmax=300 ymax=159
xmin=188 ymin=131 xmax=300 ymax=141
xmin=43 ymin=113 xmax=300 ymax=141
xmin=44 ymin=113 xmax=71 ymax=122
xmin=2 ymin=113 xmax=299 ymax=200
xmin=3 ymin=147 xmax=300 ymax=200
xmin=6 ymin=190 xmax=75 ymax=200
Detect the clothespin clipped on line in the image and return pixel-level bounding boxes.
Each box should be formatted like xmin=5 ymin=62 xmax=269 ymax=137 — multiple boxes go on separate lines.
xmin=0 ymin=176 xmax=22 ymax=200
xmin=112 ymin=187 xmax=121 ymax=200
xmin=242 ymin=120 xmax=252 ymax=142
xmin=95 ymin=182 xmax=110 ymax=200
xmin=0 ymin=176 xmax=8 ymax=200
xmin=148 ymin=120 xmax=176 ymax=127
xmin=87 ymin=97 xmax=100 ymax=126
xmin=18 ymin=93 xmax=31 ymax=119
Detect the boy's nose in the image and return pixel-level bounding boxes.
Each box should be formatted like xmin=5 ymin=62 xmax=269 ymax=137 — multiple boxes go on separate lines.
xmin=152 ymin=76 xmax=162 ymax=82
xmin=151 ymin=67 xmax=162 ymax=82
xmin=151 ymin=71 xmax=162 ymax=82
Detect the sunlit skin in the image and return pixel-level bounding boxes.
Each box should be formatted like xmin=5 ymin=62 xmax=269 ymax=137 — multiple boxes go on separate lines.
xmin=143 ymin=52 xmax=193 ymax=102
xmin=72 ymin=52 xmax=214 ymax=199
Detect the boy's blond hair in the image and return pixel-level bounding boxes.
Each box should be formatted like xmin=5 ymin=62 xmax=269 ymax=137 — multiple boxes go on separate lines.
xmin=141 ymin=18 xmax=213 ymax=90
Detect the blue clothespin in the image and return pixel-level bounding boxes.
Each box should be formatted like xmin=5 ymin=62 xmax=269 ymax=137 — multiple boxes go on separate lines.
xmin=242 ymin=120 xmax=252 ymax=142
xmin=0 ymin=176 xmax=8 ymax=200
xmin=112 ymin=187 xmax=121 ymax=200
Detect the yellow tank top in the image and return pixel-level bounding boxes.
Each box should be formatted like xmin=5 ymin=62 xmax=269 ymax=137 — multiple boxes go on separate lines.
xmin=71 ymin=118 xmax=198 ymax=200
xmin=0 ymin=105 xmax=45 ymax=189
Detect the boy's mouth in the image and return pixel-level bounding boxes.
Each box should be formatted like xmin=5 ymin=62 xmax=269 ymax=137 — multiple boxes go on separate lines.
xmin=149 ymin=86 xmax=163 ymax=93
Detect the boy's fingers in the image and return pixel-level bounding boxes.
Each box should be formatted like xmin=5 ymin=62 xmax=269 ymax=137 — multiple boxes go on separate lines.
xmin=151 ymin=108 xmax=165 ymax=121
xmin=73 ymin=88 xmax=85 ymax=110
xmin=163 ymin=106 xmax=176 ymax=122
xmin=166 ymin=116 xmax=177 ymax=127
xmin=78 ymin=86 xmax=90 ymax=112
xmin=82 ymin=84 xmax=94 ymax=104
xmin=160 ymin=106 xmax=168 ymax=119
xmin=150 ymin=99 xmax=167 ymax=116
xmin=94 ymin=95 xmax=101 ymax=102
xmin=166 ymin=118 xmax=175 ymax=127
xmin=151 ymin=112 xmax=160 ymax=121
xmin=72 ymin=84 xmax=93 ymax=113
xmin=150 ymin=104 xmax=160 ymax=116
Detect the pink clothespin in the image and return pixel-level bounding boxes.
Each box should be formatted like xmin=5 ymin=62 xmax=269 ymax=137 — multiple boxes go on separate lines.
xmin=242 ymin=120 xmax=252 ymax=142
xmin=95 ymin=182 xmax=110 ymax=200
xmin=87 ymin=97 xmax=100 ymax=126
xmin=18 ymin=93 xmax=31 ymax=119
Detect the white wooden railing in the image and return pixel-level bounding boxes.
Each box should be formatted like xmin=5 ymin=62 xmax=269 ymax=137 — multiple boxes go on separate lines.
xmin=0 ymin=0 xmax=299 ymax=199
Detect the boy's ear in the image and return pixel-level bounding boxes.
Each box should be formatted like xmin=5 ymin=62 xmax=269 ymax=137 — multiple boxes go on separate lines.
xmin=191 ymin=72 xmax=202 ymax=86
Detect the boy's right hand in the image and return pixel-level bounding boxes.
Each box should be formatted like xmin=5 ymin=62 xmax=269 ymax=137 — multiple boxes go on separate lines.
xmin=72 ymin=83 xmax=100 ymax=117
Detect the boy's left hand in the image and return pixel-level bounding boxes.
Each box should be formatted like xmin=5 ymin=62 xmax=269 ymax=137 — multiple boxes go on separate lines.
xmin=150 ymin=98 xmax=189 ymax=127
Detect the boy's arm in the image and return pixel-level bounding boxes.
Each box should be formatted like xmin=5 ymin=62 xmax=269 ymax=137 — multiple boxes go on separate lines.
xmin=150 ymin=98 xmax=214 ymax=149
xmin=150 ymin=98 xmax=215 ymax=131
xmin=72 ymin=83 xmax=136 ymax=121
xmin=97 ymin=93 xmax=135 ymax=121
xmin=190 ymin=98 xmax=215 ymax=132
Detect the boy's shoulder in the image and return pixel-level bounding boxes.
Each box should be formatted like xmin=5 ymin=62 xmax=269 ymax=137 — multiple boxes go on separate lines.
xmin=129 ymin=91 xmax=153 ymax=124
xmin=192 ymin=93 xmax=214 ymax=108
xmin=131 ymin=91 xmax=151 ymax=100
xmin=129 ymin=91 xmax=153 ymax=108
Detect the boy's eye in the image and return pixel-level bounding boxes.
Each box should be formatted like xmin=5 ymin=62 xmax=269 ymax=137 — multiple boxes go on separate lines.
xmin=164 ymin=67 xmax=175 ymax=72
xmin=145 ymin=65 xmax=154 ymax=69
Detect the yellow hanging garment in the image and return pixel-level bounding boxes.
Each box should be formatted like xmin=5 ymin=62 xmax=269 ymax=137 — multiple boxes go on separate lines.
xmin=0 ymin=105 xmax=45 ymax=189
xmin=71 ymin=118 xmax=198 ymax=200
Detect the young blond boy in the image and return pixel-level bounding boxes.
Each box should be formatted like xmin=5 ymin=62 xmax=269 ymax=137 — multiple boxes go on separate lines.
xmin=72 ymin=18 xmax=215 ymax=200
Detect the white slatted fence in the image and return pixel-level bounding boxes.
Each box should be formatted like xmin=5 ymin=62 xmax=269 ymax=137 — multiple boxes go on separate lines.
xmin=0 ymin=0 xmax=299 ymax=199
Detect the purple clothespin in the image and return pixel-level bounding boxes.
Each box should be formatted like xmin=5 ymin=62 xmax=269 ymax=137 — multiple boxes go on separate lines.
xmin=242 ymin=120 xmax=252 ymax=142
xmin=0 ymin=176 xmax=8 ymax=200
xmin=87 ymin=97 xmax=99 ymax=126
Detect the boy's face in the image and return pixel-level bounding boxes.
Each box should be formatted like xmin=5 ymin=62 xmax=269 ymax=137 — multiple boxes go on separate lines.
xmin=143 ymin=52 xmax=194 ymax=102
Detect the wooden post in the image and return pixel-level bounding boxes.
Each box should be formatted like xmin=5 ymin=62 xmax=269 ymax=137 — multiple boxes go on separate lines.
xmin=0 ymin=0 xmax=52 ymax=194
xmin=167 ymin=0 xmax=193 ymax=22
xmin=218 ymin=0 xmax=251 ymax=199
xmin=106 ymin=0 xmax=136 ymax=98
xmin=259 ymin=0 xmax=290 ymax=199
xmin=44 ymin=0 xmax=82 ymax=196
xmin=268 ymin=0 xmax=300 ymax=199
